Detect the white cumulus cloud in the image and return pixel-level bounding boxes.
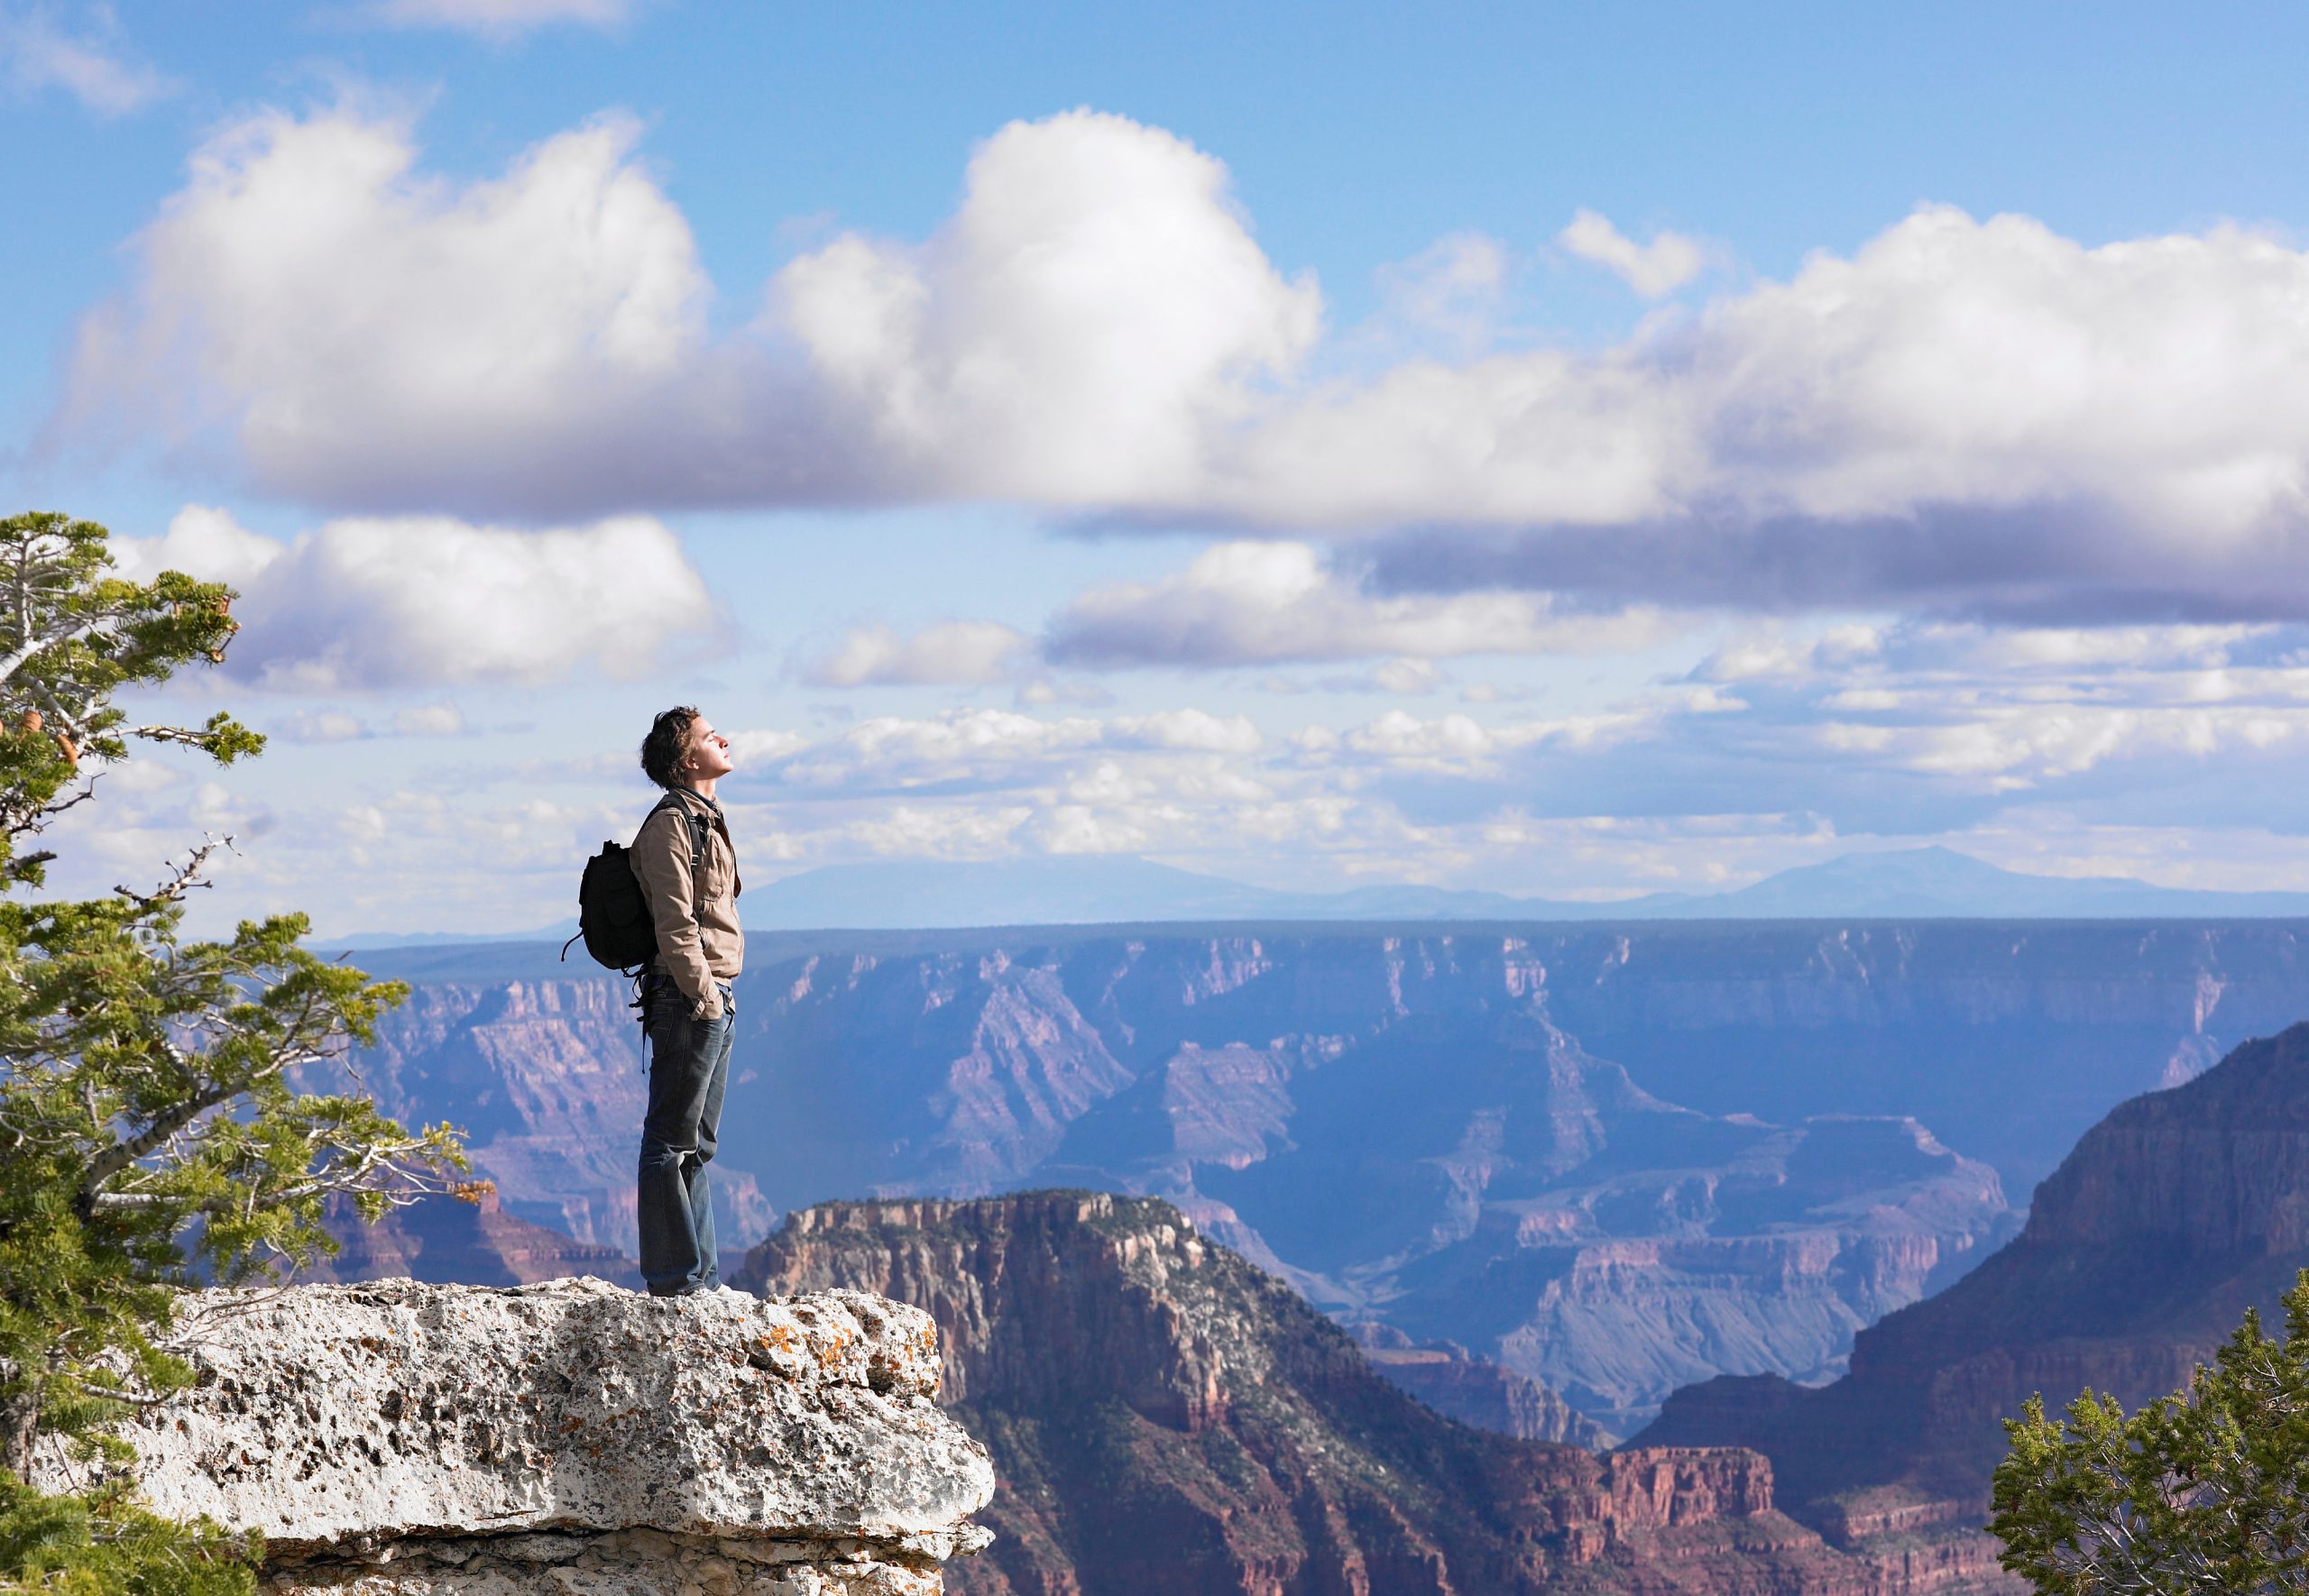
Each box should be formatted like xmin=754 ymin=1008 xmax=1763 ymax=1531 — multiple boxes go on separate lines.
xmin=1303 ymin=706 xmax=1663 ymax=776
xmin=392 ymin=702 xmax=466 ymax=736
xmin=267 ymin=703 xmax=465 ymax=740
xmin=777 ymin=108 xmax=1322 ymax=504
xmin=273 ymin=711 xmax=369 ymax=744
xmin=60 ymin=106 xmax=736 ymax=516
xmin=112 ymin=506 xmax=714 ymax=689
xmin=1832 ymin=703 xmax=2309 ymax=787
xmin=1372 ymin=233 xmax=1510 ymax=350
xmin=1109 ymin=709 xmax=1263 ymax=753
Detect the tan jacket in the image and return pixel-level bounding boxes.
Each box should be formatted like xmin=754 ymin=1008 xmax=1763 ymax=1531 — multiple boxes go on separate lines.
xmin=630 ymin=789 xmax=742 ymax=1017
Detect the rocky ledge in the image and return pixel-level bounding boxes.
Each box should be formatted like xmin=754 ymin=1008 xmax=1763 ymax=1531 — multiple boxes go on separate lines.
xmin=38 ymin=1277 xmax=994 ymax=1596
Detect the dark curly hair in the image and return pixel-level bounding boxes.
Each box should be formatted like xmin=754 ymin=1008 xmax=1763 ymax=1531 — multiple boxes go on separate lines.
xmin=639 ymin=705 xmax=702 ymax=789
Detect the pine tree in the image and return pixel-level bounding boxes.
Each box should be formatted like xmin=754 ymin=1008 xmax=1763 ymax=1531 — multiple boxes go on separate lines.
xmin=1992 ymin=1271 xmax=2309 ymax=1593
xmin=0 ymin=512 xmax=465 ymax=1595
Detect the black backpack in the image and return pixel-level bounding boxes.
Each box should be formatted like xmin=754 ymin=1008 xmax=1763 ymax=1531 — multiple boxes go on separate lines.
xmin=563 ymin=793 xmax=713 ymax=973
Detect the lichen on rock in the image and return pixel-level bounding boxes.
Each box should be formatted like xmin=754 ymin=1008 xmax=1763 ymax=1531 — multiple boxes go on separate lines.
xmin=35 ymin=1277 xmax=994 ymax=1595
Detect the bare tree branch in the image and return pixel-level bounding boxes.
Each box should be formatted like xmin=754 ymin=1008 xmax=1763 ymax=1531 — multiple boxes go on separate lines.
xmin=2 ymin=776 xmax=97 ymax=840
xmin=114 ymin=836 xmax=232 ymax=908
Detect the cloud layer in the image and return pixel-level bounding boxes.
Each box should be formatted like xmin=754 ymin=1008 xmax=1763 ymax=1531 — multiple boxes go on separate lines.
xmin=1045 ymin=541 xmax=1673 ymax=666
xmin=69 ymin=604 xmax=2309 ymax=932
xmin=60 ymin=104 xmax=2309 ymax=623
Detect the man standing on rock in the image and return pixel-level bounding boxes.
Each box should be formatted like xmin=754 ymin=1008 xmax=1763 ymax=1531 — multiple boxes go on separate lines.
xmin=632 ymin=706 xmax=742 ymax=1297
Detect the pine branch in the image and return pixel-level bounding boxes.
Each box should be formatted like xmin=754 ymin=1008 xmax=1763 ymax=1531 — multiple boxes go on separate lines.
xmin=0 ymin=617 xmax=104 ymax=688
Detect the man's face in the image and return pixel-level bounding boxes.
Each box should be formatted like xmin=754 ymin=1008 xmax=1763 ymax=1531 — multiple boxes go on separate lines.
xmin=684 ymin=716 xmax=735 ymax=781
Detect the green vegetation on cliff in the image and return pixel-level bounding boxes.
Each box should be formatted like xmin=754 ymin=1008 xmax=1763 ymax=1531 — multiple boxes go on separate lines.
xmin=1992 ymin=1270 xmax=2309 ymax=1594
xmin=0 ymin=513 xmax=463 ymax=1596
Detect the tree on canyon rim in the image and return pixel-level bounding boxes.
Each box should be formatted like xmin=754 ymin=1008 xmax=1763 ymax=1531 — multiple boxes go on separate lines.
xmin=1992 ymin=1270 xmax=2309 ymax=1593
xmin=0 ymin=512 xmax=465 ymax=1596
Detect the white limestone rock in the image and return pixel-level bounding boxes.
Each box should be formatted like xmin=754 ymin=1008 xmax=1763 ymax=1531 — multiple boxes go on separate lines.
xmin=45 ymin=1278 xmax=991 ymax=1591
xmin=268 ymin=1527 xmax=948 ymax=1596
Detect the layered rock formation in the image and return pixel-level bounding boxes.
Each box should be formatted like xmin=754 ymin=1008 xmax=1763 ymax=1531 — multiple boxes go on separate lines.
xmin=1640 ymin=1021 xmax=2309 ymax=1581
xmin=1193 ymin=1042 xmax=2006 ymax=1431
xmin=1347 ymin=1323 xmax=1615 ymax=1447
xmin=1370 ymin=921 xmax=2304 ymax=1197
xmin=46 ymin=1278 xmax=992 ymax=1594
xmin=737 ymin=1190 xmax=2001 ymax=1594
xmin=350 ymin=927 xmax=2093 ymax=1427
xmin=351 ymin=922 xmax=2309 ymax=1227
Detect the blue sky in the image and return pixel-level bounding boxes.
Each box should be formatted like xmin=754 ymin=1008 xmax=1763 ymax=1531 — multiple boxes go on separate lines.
xmin=14 ymin=0 xmax=2309 ymax=934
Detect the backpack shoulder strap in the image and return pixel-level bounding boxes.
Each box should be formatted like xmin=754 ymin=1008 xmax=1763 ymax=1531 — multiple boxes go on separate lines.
xmin=648 ymin=792 xmax=713 ymax=915
xmin=659 ymin=790 xmax=711 ymax=872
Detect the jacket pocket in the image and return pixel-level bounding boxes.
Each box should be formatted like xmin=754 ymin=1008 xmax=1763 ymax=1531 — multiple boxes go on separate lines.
xmin=704 ymin=834 xmax=736 ymax=903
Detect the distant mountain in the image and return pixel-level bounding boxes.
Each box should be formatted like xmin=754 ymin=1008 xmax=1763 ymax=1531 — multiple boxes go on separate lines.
xmin=1690 ymin=846 xmax=2309 ymax=919
xmin=321 ymin=847 xmax=2309 ymax=945
xmin=713 ymin=854 xmax=1571 ymax=927
xmin=731 ymin=854 xmax=1291 ymax=926
xmin=324 ymin=919 xmax=578 ymax=951
xmin=722 ymin=847 xmax=2309 ymax=930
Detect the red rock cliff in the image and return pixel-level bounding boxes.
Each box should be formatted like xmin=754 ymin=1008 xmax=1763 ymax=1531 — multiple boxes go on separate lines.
xmin=741 ymin=1190 xmax=1974 ymax=1595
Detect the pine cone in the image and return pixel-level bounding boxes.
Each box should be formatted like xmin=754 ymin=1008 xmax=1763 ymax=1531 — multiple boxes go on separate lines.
xmin=208 ymin=601 xmax=240 ymax=663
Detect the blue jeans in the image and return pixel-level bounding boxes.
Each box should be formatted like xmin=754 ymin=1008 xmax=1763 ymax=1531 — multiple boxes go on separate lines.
xmin=637 ymin=977 xmax=733 ymax=1295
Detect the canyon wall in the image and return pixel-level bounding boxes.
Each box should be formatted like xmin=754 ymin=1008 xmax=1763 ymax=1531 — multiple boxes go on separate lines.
xmin=1638 ymin=1020 xmax=2309 ymax=1573
xmin=46 ymin=1278 xmax=993 ymax=1596
xmin=341 ymin=921 xmax=2309 ymax=1426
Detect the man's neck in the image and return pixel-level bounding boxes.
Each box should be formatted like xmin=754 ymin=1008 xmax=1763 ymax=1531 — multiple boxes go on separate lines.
xmin=676 ymin=776 xmax=719 ymax=804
